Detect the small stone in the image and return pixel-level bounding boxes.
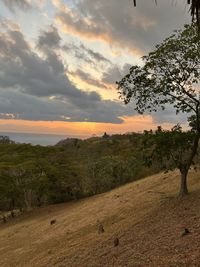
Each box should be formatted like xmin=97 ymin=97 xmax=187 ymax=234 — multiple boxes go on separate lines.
xmin=50 ymin=219 xmax=56 ymax=225
xmin=181 ymin=228 xmax=190 ymax=236
xmin=98 ymin=224 xmax=104 ymax=234
xmin=114 ymin=237 xmax=119 ymax=247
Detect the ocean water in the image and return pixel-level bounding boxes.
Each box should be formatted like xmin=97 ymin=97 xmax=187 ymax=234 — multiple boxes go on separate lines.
xmin=0 ymin=132 xmax=82 ymax=146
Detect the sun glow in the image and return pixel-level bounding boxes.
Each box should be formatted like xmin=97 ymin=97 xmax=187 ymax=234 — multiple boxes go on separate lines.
xmin=0 ymin=115 xmax=177 ymax=138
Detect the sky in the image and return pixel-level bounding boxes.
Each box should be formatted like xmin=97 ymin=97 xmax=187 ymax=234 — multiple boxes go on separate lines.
xmin=0 ymin=0 xmax=191 ymax=137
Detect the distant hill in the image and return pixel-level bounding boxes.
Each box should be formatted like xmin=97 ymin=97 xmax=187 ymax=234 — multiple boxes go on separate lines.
xmin=55 ymin=132 xmax=141 ymax=146
xmin=55 ymin=137 xmax=82 ymax=147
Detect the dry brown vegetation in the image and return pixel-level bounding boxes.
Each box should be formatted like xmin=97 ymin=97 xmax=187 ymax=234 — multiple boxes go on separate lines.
xmin=1 ymin=170 xmax=200 ymax=266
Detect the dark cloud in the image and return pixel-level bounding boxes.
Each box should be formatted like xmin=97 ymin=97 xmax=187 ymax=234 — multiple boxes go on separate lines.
xmin=0 ymin=28 xmax=87 ymax=100
xmin=56 ymin=0 xmax=190 ymax=54
xmin=2 ymin=0 xmax=32 ymax=12
xmin=0 ymin=89 xmax=135 ymax=123
xmin=63 ymin=41 xmax=111 ymax=66
xmin=0 ymin=25 xmax=135 ymax=123
xmin=79 ymin=43 xmax=110 ymax=64
xmin=38 ymin=26 xmax=61 ymax=48
xmin=71 ymin=69 xmax=108 ymax=89
xmin=102 ymin=63 xmax=131 ymax=86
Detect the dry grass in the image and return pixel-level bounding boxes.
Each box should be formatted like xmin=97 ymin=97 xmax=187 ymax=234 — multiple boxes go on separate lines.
xmin=1 ymin=169 xmax=200 ymax=267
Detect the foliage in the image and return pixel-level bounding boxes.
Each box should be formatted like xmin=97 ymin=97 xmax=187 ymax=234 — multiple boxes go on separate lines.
xmin=142 ymin=125 xmax=196 ymax=171
xmin=118 ymin=24 xmax=200 ymax=115
xmin=88 ymin=155 xmax=136 ymax=194
xmin=117 ymin=23 xmax=200 ymax=196
xmin=0 ymin=133 xmax=160 ymax=211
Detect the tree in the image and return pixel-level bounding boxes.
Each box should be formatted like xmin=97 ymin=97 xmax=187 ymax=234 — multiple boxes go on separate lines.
xmin=133 ymin=0 xmax=200 ymax=31
xmin=0 ymin=136 xmax=14 ymax=144
xmin=117 ymin=23 xmax=200 ymax=197
xmin=142 ymin=125 xmax=197 ymax=196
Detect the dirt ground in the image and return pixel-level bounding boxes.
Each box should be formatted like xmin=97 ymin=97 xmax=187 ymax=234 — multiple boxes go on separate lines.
xmin=1 ymin=169 xmax=200 ymax=267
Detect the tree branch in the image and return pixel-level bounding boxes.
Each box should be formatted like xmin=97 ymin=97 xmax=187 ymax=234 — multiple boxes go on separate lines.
xmin=166 ymin=92 xmax=196 ymax=112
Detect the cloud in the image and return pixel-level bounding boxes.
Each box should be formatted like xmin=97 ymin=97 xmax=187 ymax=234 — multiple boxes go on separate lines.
xmin=0 ymin=19 xmax=21 ymax=31
xmin=55 ymin=0 xmax=190 ymax=55
xmin=2 ymin=0 xmax=32 ymax=12
xmin=63 ymin=41 xmax=111 ymax=67
xmin=38 ymin=25 xmax=61 ymax=48
xmin=0 ymin=28 xmax=85 ymax=99
xmin=0 ymin=24 xmax=135 ymax=123
xmin=79 ymin=43 xmax=111 ymax=64
xmin=2 ymin=0 xmax=47 ymax=12
xmin=0 ymin=89 xmax=136 ymax=123
xmin=0 ymin=1 xmax=191 ymax=127
xmin=70 ymin=69 xmax=108 ymax=89
xmin=102 ymin=63 xmax=131 ymax=86
xmin=152 ymin=105 xmax=188 ymax=126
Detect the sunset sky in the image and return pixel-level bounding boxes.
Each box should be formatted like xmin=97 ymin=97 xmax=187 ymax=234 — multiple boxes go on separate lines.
xmin=0 ymin=0 xmax=191 ymax=137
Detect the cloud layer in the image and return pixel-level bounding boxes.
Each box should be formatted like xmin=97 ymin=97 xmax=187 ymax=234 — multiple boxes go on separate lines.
xmin=55 ymin=0 xmax=190 ymax=54
xmin=0 ymin=0 xmax=192 ymax=129
xmin=2 ymin=0 xmax=32 ymax=12
xmin=0 ymin=23 xmax=135 ymax=123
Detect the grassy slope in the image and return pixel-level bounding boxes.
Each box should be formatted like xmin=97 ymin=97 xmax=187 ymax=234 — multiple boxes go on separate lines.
xmin=0 ymin=170 xmax=200 ymax=267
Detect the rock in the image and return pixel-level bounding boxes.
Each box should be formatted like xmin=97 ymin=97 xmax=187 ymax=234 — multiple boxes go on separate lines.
xmin=50 ymin=219 xmax=56 ymax=225
xmin=181 ymin=228 xmax=190 ymax=236
xmin=114 ymin=237 xmax=119 ymax=247
xmin=98 ymin=224 xmax=104 ymax=234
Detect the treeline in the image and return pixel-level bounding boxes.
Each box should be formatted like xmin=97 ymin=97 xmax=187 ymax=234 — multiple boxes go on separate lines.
xmin=0 ymin=133 xmax=161 ymax=211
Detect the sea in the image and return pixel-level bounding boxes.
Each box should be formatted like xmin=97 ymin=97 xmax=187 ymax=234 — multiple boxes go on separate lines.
xmin=0 ymin=132 xmax=85 ymax=146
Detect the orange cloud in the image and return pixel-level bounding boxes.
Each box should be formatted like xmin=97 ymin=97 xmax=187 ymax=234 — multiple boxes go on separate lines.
xmin=68 ymin=72 xmax=117 ymax=100
xmin=55 ymin=13 xmax=143 ymax=57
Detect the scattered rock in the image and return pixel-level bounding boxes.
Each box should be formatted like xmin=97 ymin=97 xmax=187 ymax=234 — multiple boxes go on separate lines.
xmin=114 ymin=237 xmax=119 ymax=247
xmin=181 ymin=228 xmax=190 ymax=237
xmin=50 ymin=219 xmax=56 ymax=225
xmin=98 ymin=224 xmax=104 ymax=234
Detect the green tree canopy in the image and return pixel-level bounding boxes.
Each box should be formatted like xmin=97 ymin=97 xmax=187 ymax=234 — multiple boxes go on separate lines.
xmin=117 ymin=23 xmax=200 ymax=196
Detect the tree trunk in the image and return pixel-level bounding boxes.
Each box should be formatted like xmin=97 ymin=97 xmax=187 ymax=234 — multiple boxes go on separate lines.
xmin=24 ymin=190 xmax=33 ymax=210
xmin=179 ymin=170 xmax=188 ymax=197
xmin=178 ymin=130 xmax=200 ymax=197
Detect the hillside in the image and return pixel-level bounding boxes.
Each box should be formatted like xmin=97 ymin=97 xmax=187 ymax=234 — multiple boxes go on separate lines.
xmin=0 ymin=133 xmax=159 ymax=210
xmin=1 ymin=169 xmax=200 ymax=267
